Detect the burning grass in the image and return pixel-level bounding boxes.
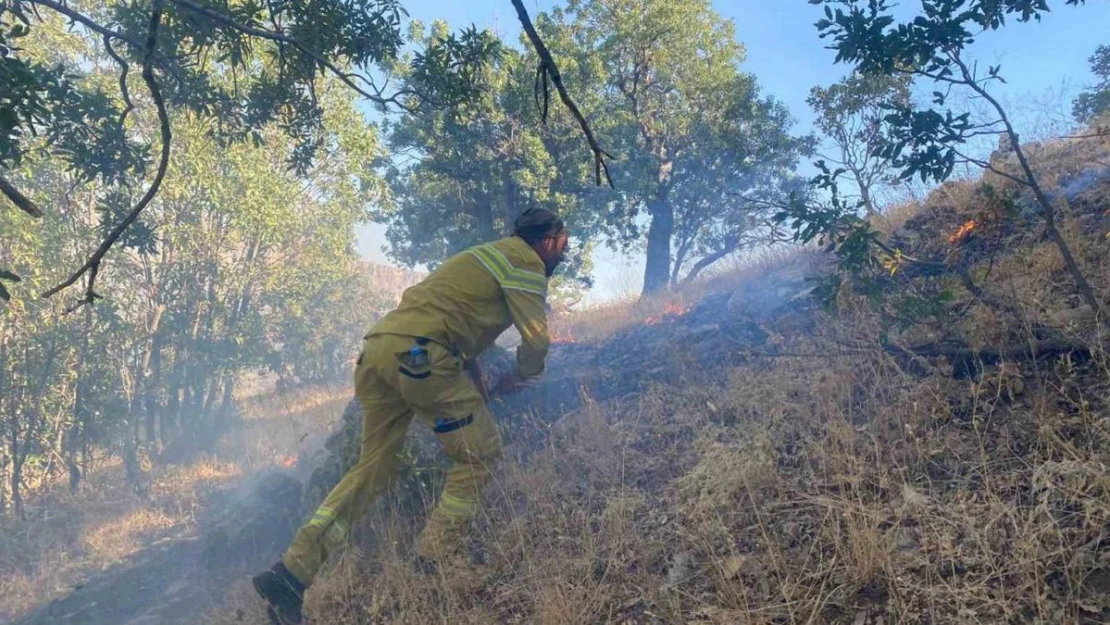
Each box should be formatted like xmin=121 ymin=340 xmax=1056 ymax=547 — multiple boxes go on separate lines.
xmin=549 ymin=292 xmax=696 ymax=345
xmin=948 ymin=219 xmax=977 ymax=244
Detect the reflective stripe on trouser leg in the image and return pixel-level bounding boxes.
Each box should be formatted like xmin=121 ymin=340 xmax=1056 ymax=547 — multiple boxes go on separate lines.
xmin=309 ymin=506 xmax=350 ymax=545
xmin=414 ymin=415 xmax=501 ymax=559
xmin=281 ymin=344 xmax=413 ymax=586
xmin=394 ymin=337 xmax=502 ymax=561
xmin=438 ymin=492 xmax=478 ymax=519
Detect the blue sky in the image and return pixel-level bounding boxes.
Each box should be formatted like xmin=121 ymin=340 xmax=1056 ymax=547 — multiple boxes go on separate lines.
xmin=356 ymin=0 xmax=1110 ymax=302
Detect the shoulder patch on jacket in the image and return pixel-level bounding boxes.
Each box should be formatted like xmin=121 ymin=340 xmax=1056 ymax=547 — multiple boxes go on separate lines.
xmin=465 ymin=243 xmax=547 ymax=297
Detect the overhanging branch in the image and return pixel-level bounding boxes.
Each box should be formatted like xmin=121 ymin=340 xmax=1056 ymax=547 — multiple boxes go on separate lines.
xmin=0 ymin=174 xmax=42 ymax=218
xmin=42 ymin=0 xmax=172 ymax=305
xmin=510 ymin=0 xmax=614 ymax=188
xmin=168 ymin=0 xmax=426 ymax=112
xmin=24 ymin=0 xmax=148 ymax=51
xmin=103 ymin=35 xmax=135 ymax=127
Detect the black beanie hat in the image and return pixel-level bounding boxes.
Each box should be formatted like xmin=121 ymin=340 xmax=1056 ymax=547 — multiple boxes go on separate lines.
xmin=512 ymin=207 xmax=565 ymax=241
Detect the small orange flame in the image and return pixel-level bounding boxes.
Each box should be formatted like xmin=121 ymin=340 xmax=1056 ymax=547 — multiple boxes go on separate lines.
xmin=948 ymin=219 xmax=977 ymax=244
xmin=278 ymin=455 xmax=298 ymax=468
xmin=551 ymin=328 xmax=578 ymax=344
xmin=644 ymin=302 xmax=691 ymax=326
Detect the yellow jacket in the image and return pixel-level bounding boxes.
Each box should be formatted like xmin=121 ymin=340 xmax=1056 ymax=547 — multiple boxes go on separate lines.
xmin=368 ymin=236 xmax=550 ymax=378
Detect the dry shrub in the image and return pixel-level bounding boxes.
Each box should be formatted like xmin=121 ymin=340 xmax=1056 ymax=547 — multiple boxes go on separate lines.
xmin=872 ymin=198 xmax=925 ymax=237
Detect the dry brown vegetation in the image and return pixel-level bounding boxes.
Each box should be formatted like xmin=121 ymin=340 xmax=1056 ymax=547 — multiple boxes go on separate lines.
xmin=0 ymin=387 xmax=348 ymax=622
xmin=204 ymin=132 xmax=1110 ymax=625
xmin=211 ymin=342 xmax=1110 ymax=625
xmin=9 ymin=134 xmax=1109 ymax=624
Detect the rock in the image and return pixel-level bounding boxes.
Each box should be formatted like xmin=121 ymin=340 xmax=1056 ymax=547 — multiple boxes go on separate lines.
xmin=665 ymin=551 xmax=692 ymax=588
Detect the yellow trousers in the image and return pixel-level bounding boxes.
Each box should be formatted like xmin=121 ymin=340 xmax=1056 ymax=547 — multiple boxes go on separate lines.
xmin=281 ymin=333 xmax=502 ymax=586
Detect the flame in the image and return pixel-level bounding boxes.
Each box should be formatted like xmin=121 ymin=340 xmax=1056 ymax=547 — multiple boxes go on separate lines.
xmin=278 ymin=455 xmax=298 ymax=468
xmin=644 ymin=302 xmax=691 ymax=326
xmin=551 ymin=327 xmax=578 ymax=344
xmin=948 ymin=219 xmax=977 ymax=244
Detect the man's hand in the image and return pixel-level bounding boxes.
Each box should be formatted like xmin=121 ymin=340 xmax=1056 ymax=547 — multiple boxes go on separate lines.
xmin=488 ymin=369 xmax=529 ymax=398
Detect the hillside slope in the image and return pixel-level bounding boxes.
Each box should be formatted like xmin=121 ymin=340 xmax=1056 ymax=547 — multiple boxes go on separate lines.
xmin=216 ymin=135 xmax=1110 ymax=625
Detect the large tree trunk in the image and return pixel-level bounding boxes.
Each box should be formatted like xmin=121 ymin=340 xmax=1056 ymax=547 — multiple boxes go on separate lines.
xmin=642 ymin=196 xmax=674 ymax=295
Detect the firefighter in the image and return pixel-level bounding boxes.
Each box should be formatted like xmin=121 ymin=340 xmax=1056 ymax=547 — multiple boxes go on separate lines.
xmin=252 ymin=207 xmax=568 ymax=624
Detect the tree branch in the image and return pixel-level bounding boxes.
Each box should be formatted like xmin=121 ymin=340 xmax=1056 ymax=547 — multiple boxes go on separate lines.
xmin=0 ymin=174 xmax=42 ymax=218
xmin=168 ymin=0 xmax=425 ymax=112
xmin=103 ymin=35 xmax=134 ymax=127
xmin=948 ymin=51 xmax=1103 ymax=320
xmin=681 ymin=239 xmax=740 ymax=286
xmin=870 ymin=234 xmax=1022 ymax=317
xmin=511 ymin=0 xmax=614 ymax=188
xmin=1059 ymin=129 xmax=1110 ymax=140
xmin=949 ymin=145 xmax=1028 ymax=186
xmin=25 ymin=0 xmax=148 ymax=51
xmin=63 ymin=262 xmax=102 ymax=313
xmin=42 ymin=0 xmax=172 ymax=304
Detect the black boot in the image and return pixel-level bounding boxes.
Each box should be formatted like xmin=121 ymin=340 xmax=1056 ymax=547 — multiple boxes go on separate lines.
xmin=252 ymin=561 xmax=305 ymax=625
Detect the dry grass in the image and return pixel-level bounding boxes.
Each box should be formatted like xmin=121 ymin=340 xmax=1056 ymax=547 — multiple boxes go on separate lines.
xmin=549 ymin=246 xmax=807 ymax=345
xmin=549 ymin=290 xmax=695 ymax=344
xmin=0 ymin=385 xmax=346 ymax=622
xmin=10 ymin=132 xmax=1106 ymax=623
xmin=212 ymin=326 xmax=1110 ymax=625
xmin=208 ymin=131 xmax=1110 ymax=625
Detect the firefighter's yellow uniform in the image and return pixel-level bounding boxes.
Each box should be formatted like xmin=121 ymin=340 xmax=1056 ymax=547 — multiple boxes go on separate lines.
xmin=280 ymin=235 xmax=551 ymax=586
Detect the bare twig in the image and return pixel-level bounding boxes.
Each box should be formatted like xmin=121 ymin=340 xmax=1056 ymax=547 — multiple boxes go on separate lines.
xmin=950 ymin=145 xmax=1032 ymax=187
xmin=870 ymin=236 xmax=1020 ymax=317
xmin=511 ymin=0 xmax=614 ymax=188
xmin=168 ymin=0 xmax=426 ymax=112
xmin=1059 ymin=129 xmax=1110 ymax=140
xmin=64 ymin=263 xmax=102 ymax=313
xmin=0 ymin=173 xmax=42 ymax=218
xmin=894 ymin=338 xmax=1089 ymax=363
xmin=43 ymin=0 xmax=172 ymax=303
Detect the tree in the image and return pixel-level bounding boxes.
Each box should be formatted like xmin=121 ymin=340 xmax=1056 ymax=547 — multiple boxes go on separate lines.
xmin=1073 ymin=44 xmax=1110 ymax=125
xmin=0 ymin=0 xmax=502 ymax=304
xmin=807 ymin=0 xmax=1102 ymax=317
xmin=542 ymin=0 xmax=810 ymax=294
xmin=380 ymin=26 xmax=600 ymax=297
xmin=0 ymin=17 xmax=400 ymax=507
xmin=807 ymin=71 xmax=913 ymax=216
xmin=1 ymin=0 xmax=618 ymax=307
